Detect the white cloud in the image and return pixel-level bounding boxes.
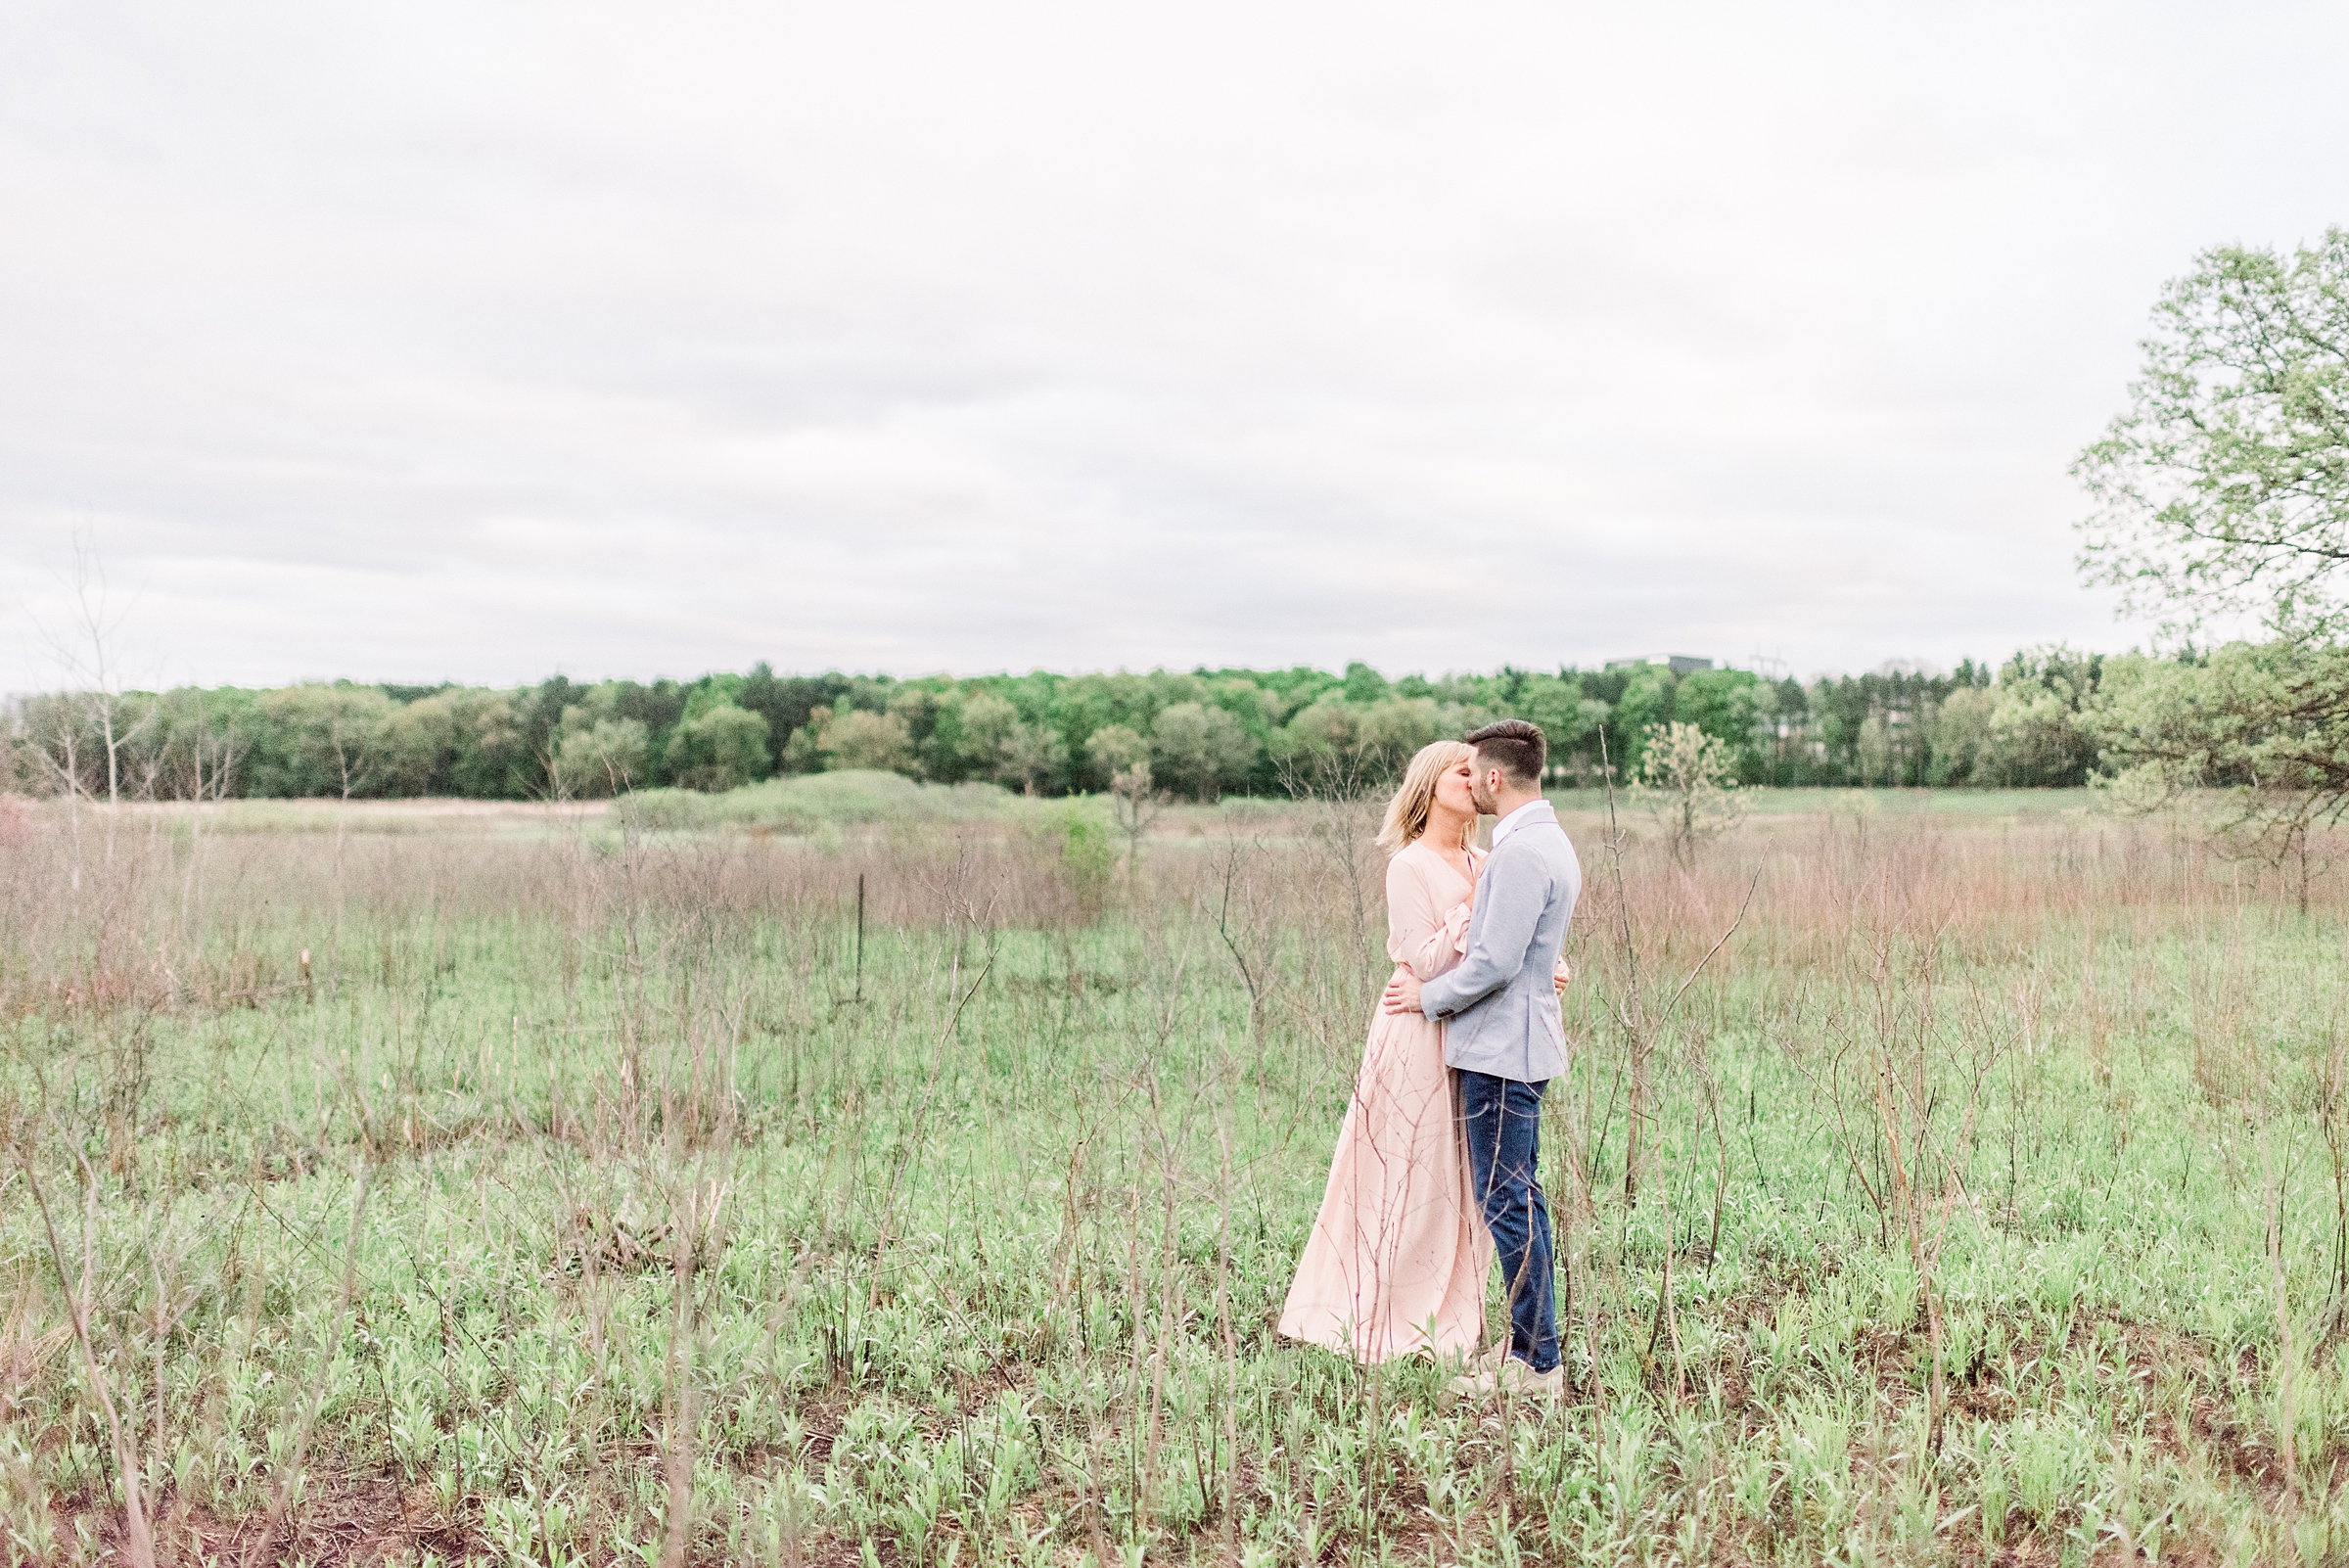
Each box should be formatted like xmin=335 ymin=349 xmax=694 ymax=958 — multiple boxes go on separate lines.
xmin=6 ymin=1 xmax=2348 ymax=690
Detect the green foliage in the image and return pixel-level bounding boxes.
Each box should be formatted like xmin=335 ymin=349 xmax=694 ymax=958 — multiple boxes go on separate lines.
xmin=819 ymin=710 xmax=916 ymax=774
xmin=2070 ymin=239 xmax=2349 ymax=910
xmin=1032 ymin=798 xmax=1116 ymax=911
xmin=1149 ymin=702 xmax=1256 ymax=801
xmin=1674 ymin=669 xmax=1765 ymax=774
xmin=1271 ymin=695 xmax=1357 ymax=766
xmin=954 ymin=693 xmax=1022 ymax=780
xmin=251 ymin=682 xmax=395 ymax=798
xmin=933 ymin=686 xmax=1072 ymax=794
xmin=1269 ymin=693 xmax=1487 ymax=795
xmin=556 ymin=715 xmax=651 ymax=798
xmin=665 ymin=703 xmax=772 ymax=793
xmin=2096 ymin=639 xmax=2349 ymax=903
xmin=1512 ymin=675 xmax=1608 ymax=776
xmin=1929 ymin=686 xmax=2000 ymax=786
xmin=737 ymin=664 xmax=849 ymax=774
xmin=377 ymin=687 xmax=528 ymax=798
xmin=373 ymin=693 xmax=458 ymax=797
xmin=1082 ymin=723 xmax=1149 ymax=790
xmin=996 ymin=717 xmax=1068 ymax=796
xmin=1607 ymin=669 xmax=1674 ymax=777
xmin=1988 ymin=647 xmax=2106 ymax=788
xmin=9 ymin=655 xmax=2149 ymax=806
xmin=2078 ymin=227 xmax=2349 ymax=639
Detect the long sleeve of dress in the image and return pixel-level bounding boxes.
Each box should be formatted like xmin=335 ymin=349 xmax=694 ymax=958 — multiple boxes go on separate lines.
xmin=1388 ymin=853 xmax=1474 ymax=982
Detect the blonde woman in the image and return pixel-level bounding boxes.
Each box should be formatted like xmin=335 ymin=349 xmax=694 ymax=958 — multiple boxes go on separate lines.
xmin=1277 ymin=740 xmax=1568 ymax=1363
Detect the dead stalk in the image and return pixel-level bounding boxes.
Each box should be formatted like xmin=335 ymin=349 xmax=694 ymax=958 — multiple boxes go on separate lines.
xmin=15 ymin=1130 xmax=157 ymax=1568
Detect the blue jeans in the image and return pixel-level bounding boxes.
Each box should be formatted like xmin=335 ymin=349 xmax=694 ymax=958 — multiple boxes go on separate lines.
xmin=1458 ymin=1071 xmax=1557 ymax=1373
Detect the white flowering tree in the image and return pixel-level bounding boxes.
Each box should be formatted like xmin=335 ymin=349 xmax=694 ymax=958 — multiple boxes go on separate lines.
xmin=1635 ymin=720 xmax=1744 ymax=866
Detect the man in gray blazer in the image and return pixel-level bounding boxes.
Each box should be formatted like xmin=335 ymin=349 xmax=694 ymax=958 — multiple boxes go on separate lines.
xmin=1383 ymin=718 xmax=1581 ymax=1399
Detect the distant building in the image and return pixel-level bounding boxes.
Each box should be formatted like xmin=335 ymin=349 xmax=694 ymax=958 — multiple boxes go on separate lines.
xmin=1605 ymin=654 xmax=1715 ymax=676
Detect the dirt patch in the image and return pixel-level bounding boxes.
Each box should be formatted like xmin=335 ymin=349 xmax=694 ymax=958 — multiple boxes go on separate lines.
xmin=59 ymin=1478 xmax=476 ymax=1567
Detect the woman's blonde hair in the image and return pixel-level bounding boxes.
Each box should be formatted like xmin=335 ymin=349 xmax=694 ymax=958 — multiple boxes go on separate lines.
xmin=1376 ymin=740 xmax=1474 ymax=853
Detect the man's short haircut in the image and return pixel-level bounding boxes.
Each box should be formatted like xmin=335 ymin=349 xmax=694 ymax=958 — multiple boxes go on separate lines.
xmin=1465 ymin=718 xmax=1545 ymax=788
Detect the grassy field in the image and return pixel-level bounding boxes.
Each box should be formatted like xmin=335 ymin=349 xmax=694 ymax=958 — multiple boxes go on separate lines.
xmin=3 ymin=778 xmax=2346 ymax=1565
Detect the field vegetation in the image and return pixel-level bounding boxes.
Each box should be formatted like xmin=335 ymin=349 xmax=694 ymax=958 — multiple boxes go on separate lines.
xmin=4 ymin=777 xmax=2349 ymax=1565
xmin=4 ymin=220 xmax=2348 ymax=1565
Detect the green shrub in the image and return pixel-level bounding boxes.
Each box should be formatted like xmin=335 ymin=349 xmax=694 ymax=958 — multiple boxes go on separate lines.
xmin=1029 ymin=798 xmax=1115 ymax=913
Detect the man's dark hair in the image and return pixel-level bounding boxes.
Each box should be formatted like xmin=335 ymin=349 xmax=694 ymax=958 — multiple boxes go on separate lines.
xmin=1465 ymin=718 xmax=1545 ymax=788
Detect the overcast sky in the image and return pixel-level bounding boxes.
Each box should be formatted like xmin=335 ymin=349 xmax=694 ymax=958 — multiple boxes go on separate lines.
xmin=4 ymin=4 xmax=2345 ymax=693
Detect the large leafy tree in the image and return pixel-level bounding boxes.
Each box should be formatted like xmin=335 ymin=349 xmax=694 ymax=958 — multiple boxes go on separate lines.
xmin=2080 ymin=232 xmax=2349 ymax=894
xmin=1672 ymin=669 xmax=1764 ymax=780
xmin=254 ymin=683 xmax=394 ymax=799
xmin=820 ymin=711 xmax=916 ymax=774
xmin=554 ymin=708 xmax=651 ymax=798
xmin=668 ymin=703 xmax=772 ymax=792
xmin=1150 ymin=702 xmax=1256 ymax=802
xmin=2076 ymin=228 xmax=2349 ymax=639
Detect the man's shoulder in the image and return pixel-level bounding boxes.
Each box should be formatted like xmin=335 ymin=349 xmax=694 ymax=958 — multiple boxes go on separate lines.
xmin=1488 ymin=826 xmax=1573 ymax=881
xmin=1493 ymin=816 xmax=1572 ymax=858
xmin=1531 ymin=820 xmax=1578 ymax=863
xmin=1492 ymin=826 xmax=1576 ymax=892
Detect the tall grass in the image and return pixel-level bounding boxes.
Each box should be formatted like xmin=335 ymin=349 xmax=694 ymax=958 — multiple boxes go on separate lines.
xmin=2 ymin=787 xmax=2346 ymax=1563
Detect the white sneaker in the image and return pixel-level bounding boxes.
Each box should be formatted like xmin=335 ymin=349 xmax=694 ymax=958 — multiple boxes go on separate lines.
xmin=1495 ymin=1358 xmax=1564 ymax=1400
xmin=1445 ymin=1354 xmax=1562 ymax=1403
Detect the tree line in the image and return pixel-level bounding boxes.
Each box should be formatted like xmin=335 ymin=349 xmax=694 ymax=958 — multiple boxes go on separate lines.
xmin=1 ymin=650 xmax=2130 ymax=806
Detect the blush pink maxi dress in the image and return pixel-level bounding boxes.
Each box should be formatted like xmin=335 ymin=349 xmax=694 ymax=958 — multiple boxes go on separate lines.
xmin=1277 ymin=838 xmax=1497 ymax=1362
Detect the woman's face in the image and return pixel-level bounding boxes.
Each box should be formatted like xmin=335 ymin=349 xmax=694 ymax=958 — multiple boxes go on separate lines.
xmin=1432 ymin=759 xmax=1477 ymax=819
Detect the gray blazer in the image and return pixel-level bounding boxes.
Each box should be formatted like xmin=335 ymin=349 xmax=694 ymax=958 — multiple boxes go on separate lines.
xmin=1419 ymin=801 xmax=1582 ymax=1083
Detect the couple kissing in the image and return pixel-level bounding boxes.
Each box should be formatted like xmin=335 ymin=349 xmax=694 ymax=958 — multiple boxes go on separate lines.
xmin=1277 ymin=719 xmax=1581 ymax=1401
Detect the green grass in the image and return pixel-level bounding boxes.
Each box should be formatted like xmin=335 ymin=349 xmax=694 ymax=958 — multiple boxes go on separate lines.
xmin=4 ymin=793 xmax=2348 ymax=1564
xmin=620 ymin=769 xmax=1020 ymax=836
xmin=1544 ymin=783 xmax=2122 ymax=823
